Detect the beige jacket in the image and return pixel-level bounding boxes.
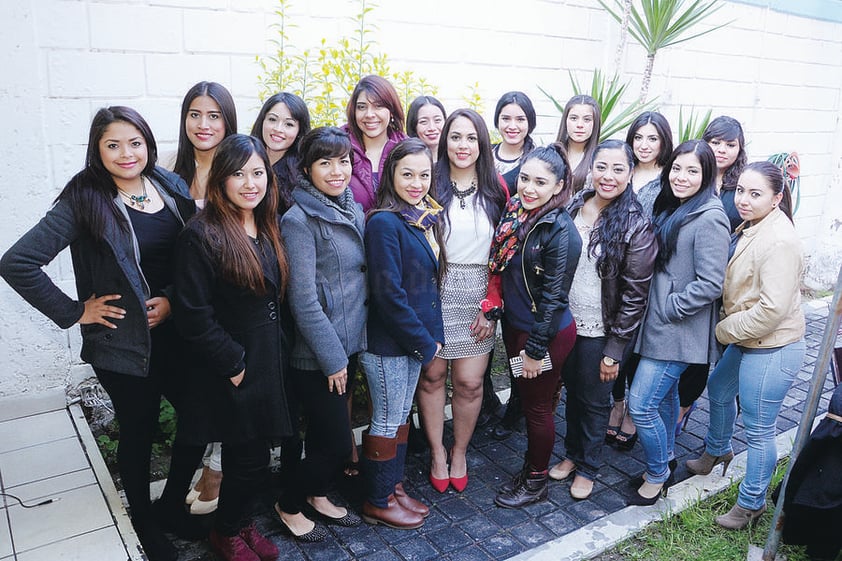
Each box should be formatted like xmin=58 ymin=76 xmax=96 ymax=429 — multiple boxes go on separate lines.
xmin=715 ymin=208 xmax=805 ymax=348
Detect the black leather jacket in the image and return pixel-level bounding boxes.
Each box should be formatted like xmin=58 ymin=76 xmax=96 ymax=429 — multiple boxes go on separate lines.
xmin=567 ymin=189 xmax=658 ymax=360
xmin=519 ymin=207 xmax=582 ymax=360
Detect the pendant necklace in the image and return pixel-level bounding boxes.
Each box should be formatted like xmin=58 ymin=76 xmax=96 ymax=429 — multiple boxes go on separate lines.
xmin=118 ymin=176 xmax=152 ymax=210
xmin=451 ymin=178 xmax=477 ymax=209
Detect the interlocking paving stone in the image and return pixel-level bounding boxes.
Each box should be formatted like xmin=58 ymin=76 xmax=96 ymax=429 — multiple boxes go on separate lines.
xmin=171 ymin=302 xmax=838 ymax=560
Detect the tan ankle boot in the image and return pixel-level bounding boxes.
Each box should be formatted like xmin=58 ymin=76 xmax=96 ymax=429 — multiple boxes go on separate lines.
xmin=686 ymin=451 xmax=734 ymax=476
xmin=715 ymin=503 xmax=766 ymax=530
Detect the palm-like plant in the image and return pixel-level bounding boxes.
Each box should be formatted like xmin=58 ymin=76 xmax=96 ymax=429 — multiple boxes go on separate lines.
xmin=677 ymin=106 xmax=712 ymax=142
xmin=539 ymin=69 xmax=657 ymax=142
xmin=599 ymin=0 xmax=731 ymax=102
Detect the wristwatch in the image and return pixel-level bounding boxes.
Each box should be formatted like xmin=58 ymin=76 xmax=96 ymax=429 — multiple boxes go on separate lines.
xmin=602 ymin=356 xmax=618 ymax=367
xmin=480 ymin=298 xmax=502 ymax=321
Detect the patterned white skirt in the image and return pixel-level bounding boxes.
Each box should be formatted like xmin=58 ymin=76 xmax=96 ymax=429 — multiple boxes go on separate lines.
xmin=437 ymin=263 xmax=495 ymax=360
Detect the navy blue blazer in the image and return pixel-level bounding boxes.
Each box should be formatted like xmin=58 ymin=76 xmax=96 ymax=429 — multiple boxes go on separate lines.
xmin=364 ymin=210 xmax=443 ymax=364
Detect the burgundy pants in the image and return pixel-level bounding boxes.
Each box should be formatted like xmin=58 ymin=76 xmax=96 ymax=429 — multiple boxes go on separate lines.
xmin=503 ymin=321 xmax=577 ymax=470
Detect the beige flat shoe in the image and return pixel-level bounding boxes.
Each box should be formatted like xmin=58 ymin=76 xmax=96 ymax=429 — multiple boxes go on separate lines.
xmin=549 ymin=459 xmax=576 ymax=481
xmin=570 ymin=475 xmax=593 ymax=500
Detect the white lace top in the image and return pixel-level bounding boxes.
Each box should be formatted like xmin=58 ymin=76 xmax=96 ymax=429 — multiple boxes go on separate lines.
xmin=568 ymin=213 xmax=605 ymax=337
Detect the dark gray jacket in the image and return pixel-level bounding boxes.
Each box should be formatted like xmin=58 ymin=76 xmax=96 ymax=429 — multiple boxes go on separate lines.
xmin=280 ymin=182 xmax=367 ymax=374
xmin=634 ymin=197 xmax=730 ymax=364
xmin=0 ymin=167 xmax=194 ymax=377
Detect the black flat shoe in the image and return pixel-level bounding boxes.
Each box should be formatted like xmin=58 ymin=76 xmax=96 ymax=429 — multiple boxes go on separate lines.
xmin=305 ymin=502 xmax=362 ymax=527
xmin=274 ymin=503 xmax=328 ymax=542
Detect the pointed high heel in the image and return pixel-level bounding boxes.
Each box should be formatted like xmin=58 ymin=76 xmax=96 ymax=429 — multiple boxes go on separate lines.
xmin=605 ymin=401 xmax=625 ymax=444
xmin=686 ymin=451 xmax=734 ymax=476
xmin=626 ymin=480 xmax=668 ymax=506
xmin=448 ymin=447 xmax=468 ymax=493
xmin=675 ymin=401 xmax=697 ymax=437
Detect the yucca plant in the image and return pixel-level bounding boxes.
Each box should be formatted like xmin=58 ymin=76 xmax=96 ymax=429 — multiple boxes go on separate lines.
xmin=677 ymin=105 xmax=712 ymax=142
xmin=599 ymin=0 xmax=732 ymax=102
xmin=539 ymin=69 xmax=657 ymax=142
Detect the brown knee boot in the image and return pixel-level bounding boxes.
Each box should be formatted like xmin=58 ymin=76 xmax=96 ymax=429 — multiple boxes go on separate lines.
xmin=394 ymin=423 xmax=429 ymax=517
xmin=361 ymin=432 xmax=424 ymax=529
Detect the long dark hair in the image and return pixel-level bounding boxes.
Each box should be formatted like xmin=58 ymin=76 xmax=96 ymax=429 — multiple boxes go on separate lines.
xmin=625 ymin=111 xmax=673 ymax=168
xmin=517 ymin=143 xmax=573 ymax=238
xmin=406 ymin=96 xmax=446 ymax=138
xmin=57 ymin=106 xmax=158 ymax=242
xmin=652 ymin=140 xmax=718 ymax=268
xmin=371 ymin=138 xmax=447 ymax=281
xmin=345 ymin=75 xmax=405 ymax=147
xmin=588 ymin=140 xmax=646 ymax=278
xmin=494 ymin=91 xmax=537 ymax=156
xmin=173 ymin=81 xmax=237 ymax=188
xmin=250 ymin=92 xmax=311 ymax=210
xmin=702 ymin=115 xmax=747 ymax=192
xmin=200 ymin=134 xmax=287 ymax=295
xmin=741 ymin=161 xmax=794 ymax=223
xmin=555 ymin=95 xmax=602 ymax=193
xmin=435 ymin=109 xmax=506 ymax=230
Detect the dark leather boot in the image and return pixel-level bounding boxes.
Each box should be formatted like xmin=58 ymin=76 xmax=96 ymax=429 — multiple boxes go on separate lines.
xmin=360 ymin=432 xmax=424 ymax=529
xmin=494 ymin=467 xmax=548 ymax=509
xmin=498 ymin=454 xmax=529 ymax=494
xmin=394 ymin=424 xmax=429 ymax=517
xmin=492 ymin=391 xmax=523 ymax=440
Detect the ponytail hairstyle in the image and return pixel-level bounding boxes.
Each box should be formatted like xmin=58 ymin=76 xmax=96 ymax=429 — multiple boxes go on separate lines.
xmin=587 ymin=140 xmax=645 ymax=278
xmin=555 ymin=94 xmax=602 ymax=193
xmin=652 ymin=140 xmax=718 ymax=269
xmin=201 ymin=134 xmax=288 ymax=295
xmin=250 ymin=92 xmax=311 ymax=211
xmin=57 ymin=106 xmax=158 ymax=242
xmin=435 ymin=108 xmax=507 ymax=230
xmin=741 ymin=161 xmax=793 ymax=223
xmin=371 ymin=137 xmax=447 ymax=281
xmin=406 ymin=96 xmax=447 ymax=138
xmin=493 ymin=91 xmax=537 ymax=156
xmin=173 ymin=81 xmax=238 ymax=187
xmin=516 ymin=143 xmax=572 ymax=238
xmin=702 ymin=115 xmax=747 ymax=191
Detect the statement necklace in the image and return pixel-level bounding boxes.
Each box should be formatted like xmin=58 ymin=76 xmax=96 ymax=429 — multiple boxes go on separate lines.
xmin=451 ymin=178 xmax=477 ymax=209
xmin=118 ymin=177 xmax=152 ymax=210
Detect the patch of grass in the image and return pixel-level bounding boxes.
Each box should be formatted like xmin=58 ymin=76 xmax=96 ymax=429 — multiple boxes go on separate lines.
xmin=594 ymin=461 xmax=817 ymax=561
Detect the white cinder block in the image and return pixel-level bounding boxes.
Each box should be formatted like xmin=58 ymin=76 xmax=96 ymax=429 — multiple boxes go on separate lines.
xmin=90 ymin=4 xmax=180 ymax=52
xmin=183 ymin=9 xmax=266 ymax=54
xmin=34 ymin=1 xmax=89 ymax=49
xmin=146 ymin=54 xmax=232 ymax=97
xmin=47 ymin=51 xmax=145 ymax=97
xmin=151 ymin=0 xmax=227 ymax=8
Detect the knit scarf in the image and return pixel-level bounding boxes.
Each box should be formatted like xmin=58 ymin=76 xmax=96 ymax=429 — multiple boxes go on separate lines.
xmin=298 ymin=177 xmax=358 ymax=222
xmin=489 ymin=195 xmax=537 ymax=273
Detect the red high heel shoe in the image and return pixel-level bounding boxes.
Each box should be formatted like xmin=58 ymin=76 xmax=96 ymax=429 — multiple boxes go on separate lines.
xmin=429 ymin=473 xmax=450 ymax=493
xmin=448 ymin=448 xmax=468 ymax=493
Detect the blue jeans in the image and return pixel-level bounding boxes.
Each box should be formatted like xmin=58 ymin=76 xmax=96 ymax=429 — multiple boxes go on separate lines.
xmin=628 ymin=358 xmax=687 ymax=484
xmin=360 ymin=352 xmax=422 ymax=438
xmin=705 ymin=341 xmax=805 ymax=510
xmin=562 ymin=336 xmax=614 ymax=480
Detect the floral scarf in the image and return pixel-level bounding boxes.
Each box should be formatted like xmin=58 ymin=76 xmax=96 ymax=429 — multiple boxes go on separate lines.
xmin=489 ymin=195 xmax=537 ymax=273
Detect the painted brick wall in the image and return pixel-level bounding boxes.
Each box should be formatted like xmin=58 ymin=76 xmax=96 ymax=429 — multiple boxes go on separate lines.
xmin=1 ymin=0 xmax=840 ymax=396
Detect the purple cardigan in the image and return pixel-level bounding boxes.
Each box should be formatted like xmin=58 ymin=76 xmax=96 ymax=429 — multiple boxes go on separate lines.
xmin=342 ymin=124 xmax=406 ymax=212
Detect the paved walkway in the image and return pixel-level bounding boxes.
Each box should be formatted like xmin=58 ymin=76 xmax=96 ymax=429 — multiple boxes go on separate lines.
xmin=0 ymin=297 xmax=836 ymax=560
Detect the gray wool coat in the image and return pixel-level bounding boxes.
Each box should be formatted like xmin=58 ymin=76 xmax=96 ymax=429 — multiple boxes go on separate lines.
xmin=635 ymin=196 xmax=730 ymax=364
xmin=280 ymin=182 xmax=367 ymax=375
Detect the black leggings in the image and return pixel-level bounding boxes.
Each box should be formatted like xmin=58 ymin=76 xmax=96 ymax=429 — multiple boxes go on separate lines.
xmin=217 ymin=439 xmax=270 ymax=535
xmin=612 ymin=354 xmax=709 ymax=408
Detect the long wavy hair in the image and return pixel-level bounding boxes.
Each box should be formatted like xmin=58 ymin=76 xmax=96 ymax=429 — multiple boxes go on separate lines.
xmin=57 ymin=106 xmax=158 ymax=243
xmin=435 ymin=108 xmax=507 ymax=231
xmin=652 ymin=140 xmax=718 ymax=269
xmin=250 ymin=92 xmax=311 ymax=210
xmin=493 ymin=91 xmax=537 ymax=157
xmin=741 ymin=161 xmax=794 ymax=223
xmin=625 ymin=111 xmax=673 ymax=168
xmin=555 ymin=94 xmax=602 ymax=193
xmin=371 ymin=138 xmax=447 ymax=282
xmin=200 ymin=134 xmax=287 ymax=295
xmin=517 ymin=143 xmax=573 ymax=238
xmin=173 ymin=81 xmax=238 ymax=188
xmin=587 ymin=140 xmax=646 ymax=279
xmin=702 ymin=115 xmax=747 ymax=192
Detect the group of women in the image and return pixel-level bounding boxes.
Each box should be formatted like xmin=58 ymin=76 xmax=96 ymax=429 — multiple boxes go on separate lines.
xmin=0 ymin=74 xmax=805 ymax=561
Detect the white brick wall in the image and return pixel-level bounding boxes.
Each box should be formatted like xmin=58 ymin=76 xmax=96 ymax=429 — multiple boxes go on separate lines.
xmin=1 ymin=0 xmax=840 ymax=396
